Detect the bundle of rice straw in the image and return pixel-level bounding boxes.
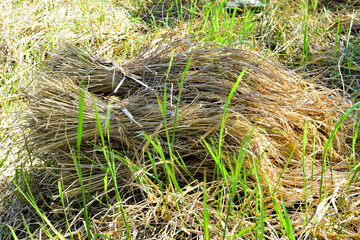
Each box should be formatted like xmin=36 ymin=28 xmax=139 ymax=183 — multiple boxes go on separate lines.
xmin=23 ymin=40 xmax=354 ymax=202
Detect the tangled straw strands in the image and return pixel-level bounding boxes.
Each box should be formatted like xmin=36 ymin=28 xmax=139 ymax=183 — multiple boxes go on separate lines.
xmin=24 ymin=40 xmax=354 ymax=201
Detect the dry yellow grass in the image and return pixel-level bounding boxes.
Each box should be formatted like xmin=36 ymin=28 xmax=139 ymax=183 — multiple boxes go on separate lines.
xmin=16 ymin=40 xmax=355 ymax=238
xmin=1 ymin=0 xmax=360 ymax=239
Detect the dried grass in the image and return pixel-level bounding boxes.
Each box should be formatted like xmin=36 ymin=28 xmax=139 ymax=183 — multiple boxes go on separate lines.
xmin=1 ymin=1 xmax=359 ymax=238
xmin=24 ymin=40 xmax=354 ymax=203
xmin=261 ymin=0 xmax=360 ymax=96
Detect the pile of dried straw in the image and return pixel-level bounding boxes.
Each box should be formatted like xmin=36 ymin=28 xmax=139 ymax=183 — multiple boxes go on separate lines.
xmin=24 ymin=40 xmax=354 ymax=202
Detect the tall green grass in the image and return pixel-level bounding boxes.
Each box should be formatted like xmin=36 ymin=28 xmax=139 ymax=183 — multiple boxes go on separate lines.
xmin=11 ymin=169 xmax=66 ymax=240
xmin=320 ymin=101 xmax=360 ymax=200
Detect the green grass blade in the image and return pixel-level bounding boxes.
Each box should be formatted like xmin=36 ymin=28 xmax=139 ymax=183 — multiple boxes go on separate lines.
xmin=171 ymin=56 xmax=192 ymax=147
xmin=218 ymin=70 xmax=246 ymax=159
xmin=12 ymin=179 xmax=65 ymax=240
xmin=320 ymin=101 xmax=360 ymax=200
xmin=92 ymin=97 xmax=131 ymax=239
xmin=75 ymin=89 xmax=91 ymax=240
xmin=203 ymin=173 xmax=209 ymax=240
xmin=6 ymin=225 xmax=19 ymax=240
xmin=58 ymin=181 xmax=74 ymax=239
xmin=302 ymin=120 xmax=308 ymax=208
xmin=252 ymin=157 xmax=264 ymax=240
